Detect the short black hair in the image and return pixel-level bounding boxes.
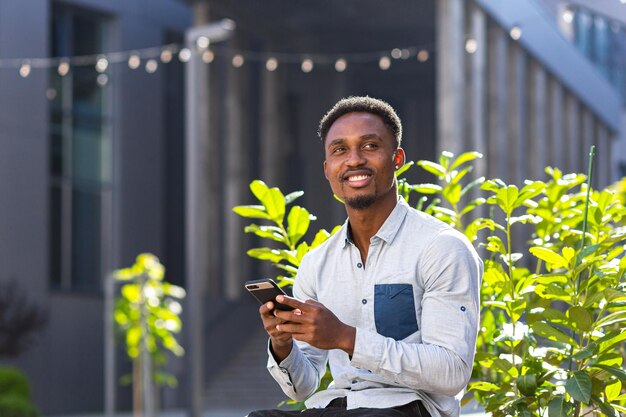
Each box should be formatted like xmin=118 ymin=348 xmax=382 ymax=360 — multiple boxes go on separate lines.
xmin=318 ymin=96 xmax=402 ymax=148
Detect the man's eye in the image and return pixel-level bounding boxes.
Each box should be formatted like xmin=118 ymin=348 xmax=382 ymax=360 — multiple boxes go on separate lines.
xmin=332 ymin=147 xmax=346 ymax=154
xmin=364 ymin=143 xmax=378 ymax=149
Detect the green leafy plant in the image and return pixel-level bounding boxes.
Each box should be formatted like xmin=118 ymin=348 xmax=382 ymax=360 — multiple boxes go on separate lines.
xmin=235 ymin=152 xmax=626 ymax=416
xmin=113 ymin=254 xmax=186 ymax=413
xmin=0 ymin=366 xmax=39 ymax=417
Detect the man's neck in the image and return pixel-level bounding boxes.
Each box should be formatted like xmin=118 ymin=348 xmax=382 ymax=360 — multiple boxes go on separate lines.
xmin=346 ymin=193 xmax=398 ymax=264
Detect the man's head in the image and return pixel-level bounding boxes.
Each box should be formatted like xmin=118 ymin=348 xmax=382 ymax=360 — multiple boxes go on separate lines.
xmin=318 ymin=96 xmax=402 ymax=148
xmin=320 ymin=97 xmax=405 ymax=211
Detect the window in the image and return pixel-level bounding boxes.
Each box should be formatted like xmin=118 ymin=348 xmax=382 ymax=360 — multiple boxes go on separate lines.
xmin=49 ymin=3 xmax=112 ymax=292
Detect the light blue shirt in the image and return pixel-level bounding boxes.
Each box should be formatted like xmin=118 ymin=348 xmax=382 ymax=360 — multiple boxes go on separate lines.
xmin=267 ymin=197 xmax=482 ymax=417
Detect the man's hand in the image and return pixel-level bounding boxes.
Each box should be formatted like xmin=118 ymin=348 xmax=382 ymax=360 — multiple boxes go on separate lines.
xmin=259 ymin=300 xmax=294 ymax=362
xmin=273 ymin=295 xmax=356 ymax=356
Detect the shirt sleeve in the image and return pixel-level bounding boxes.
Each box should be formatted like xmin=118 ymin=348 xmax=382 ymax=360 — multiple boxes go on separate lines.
xmin=266 ymin=254 xmax=329 ymax=402
xmin=350 ymin=229 xmax=483 ymax=396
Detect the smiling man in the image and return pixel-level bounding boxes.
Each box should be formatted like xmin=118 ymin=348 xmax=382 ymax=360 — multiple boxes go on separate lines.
xmin=248 ymin=97 xmax=483 ymax=417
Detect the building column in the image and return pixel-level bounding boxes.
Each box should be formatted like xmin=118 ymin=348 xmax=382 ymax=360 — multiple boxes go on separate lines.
xmin=548 ymin=78 xmax=565 ymax=172
xmin=595 ymin=122 xmax=610 ymax=188
xmin=466 ymin=2 xmax=487 ymax=180
xmin=507 ymin=43 xmax=527 ymax=184
xmin=437 ymin=0 xmax=465 ymax=156
xmin=260 ymin=66 xmax=285 ymax=186
xmin=564 ymin=94 xmax=580 ymax=174
xmin=223 ymin=45 xmax=249 ymax=300
xmin=487 ymin=25 xmax=508 ymax=180
xmin=581 ymin=109 xmax=594 ymax=175
xmin=528 ymin=60 xmax=549 ymax=179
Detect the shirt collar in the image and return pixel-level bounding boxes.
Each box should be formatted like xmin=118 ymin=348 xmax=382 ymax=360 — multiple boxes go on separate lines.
xmin=341 ymin=195 xmax=409 ymax=248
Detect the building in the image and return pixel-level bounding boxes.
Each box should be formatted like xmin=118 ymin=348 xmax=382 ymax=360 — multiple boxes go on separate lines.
xmin=0 ymin=0 xmax=190 ymax=414
xmin=0 ymin=0 xmax=623 ymax=415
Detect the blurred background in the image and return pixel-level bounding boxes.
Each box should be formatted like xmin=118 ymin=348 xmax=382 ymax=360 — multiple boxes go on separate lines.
xmin=0 ymin=0 xmax=625 ymax=416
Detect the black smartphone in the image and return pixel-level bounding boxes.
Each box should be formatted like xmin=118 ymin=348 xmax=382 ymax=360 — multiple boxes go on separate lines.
xmin=244 ymin=278 xmax=294 ymax=311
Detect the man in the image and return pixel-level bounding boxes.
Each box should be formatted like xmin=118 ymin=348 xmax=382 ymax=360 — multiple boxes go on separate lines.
xmin=249 ymin=96 xmax=482 ymax=417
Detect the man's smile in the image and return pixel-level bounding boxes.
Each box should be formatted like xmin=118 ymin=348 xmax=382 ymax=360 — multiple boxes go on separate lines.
xmin=341 ymin=170 xmax=374 ymax=188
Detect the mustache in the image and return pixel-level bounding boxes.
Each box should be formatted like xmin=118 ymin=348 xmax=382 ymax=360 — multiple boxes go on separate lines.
xmin=340 ymin=168 xmax=374 ymax=182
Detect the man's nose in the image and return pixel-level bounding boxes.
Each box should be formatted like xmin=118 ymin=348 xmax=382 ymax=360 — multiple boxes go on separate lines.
xmin=345 ymin=148 xmax=366 ymax=167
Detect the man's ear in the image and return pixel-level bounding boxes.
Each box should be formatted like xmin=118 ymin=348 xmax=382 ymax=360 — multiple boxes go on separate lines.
xmin=323 ymin=160 xmax=329 ymax=180
xmin=394 ymin=148 xmax=406 ymax=169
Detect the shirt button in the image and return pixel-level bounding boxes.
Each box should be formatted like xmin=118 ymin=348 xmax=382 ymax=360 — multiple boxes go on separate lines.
xmin=286 ymin=382 xmax=292 ymax=386
xmin=362 ymin=299 xmax=367 ymax=305
xmin=281 ymin=369 xmax=287 ymax=374
xmin=357 ymin=262 xmax=362 ymax=268
xmin=460 ymin=306 xmax=466 ymax=312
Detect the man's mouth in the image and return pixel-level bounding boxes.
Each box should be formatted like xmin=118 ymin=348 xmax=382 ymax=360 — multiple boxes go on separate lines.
xmin=342 ymin=170 xmax=373 ymax=187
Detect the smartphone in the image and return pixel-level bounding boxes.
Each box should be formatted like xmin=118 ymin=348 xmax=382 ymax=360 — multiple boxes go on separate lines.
xmin=244 ymin=278 xmax=294 ymax=311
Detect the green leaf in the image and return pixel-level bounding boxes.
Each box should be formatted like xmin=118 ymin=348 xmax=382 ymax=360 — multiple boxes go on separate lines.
xmin=244 ymin=224 xmax=286 ymax=243
xmin=250 ymin=180 xmax=270 ymax=202
xmin=246 ymin=248 xmax=284 ymax=263
xmin=531 ymin=322 xmax=577 ymax=345
xmin=395 ymin=160 xmax=414 ymax=177
xmin=460 ymin=176 xmax=485 ymax=197
xmin=606 ymin=380 xmax=622 ymax=402
xmin=595 ymin=310 xmax=626 ymax=328
xmin=593 ymin=364 xmax=626 ymax=381
xmin=590 ymin=394 xmax=617 ymax=417
xmin=548 ymin=396 xmax=569 ymax=417
xmin=572 ymin=342 xmax=597 ymax=360
xmin=529 ymin=247 xmax=568 ymax=269
xmin=442 ymin=183 xmax=462 ymax=205
xmin=449 ymin=151 xmax=483 ymax=171
xmin=567 ymin=306 xmax=593 ymax=332
xmin=417 ymin=160 xmax=446 ymax=178
xmin=287 ymin=206 xmax=311 ymax=245
xmin=468 ymin=381 xmax=501 ymax=392
xmin=496 ymin=185 xmax=519 ymax=213
xmin=233 ymin=205 xmax=271 ymax=220
xmin=310 ymin=229 xmax=332 ymax=248
xmin=284 ymin=190 xmax=304 ymax=205
xmin=459 ymin=198 xmax=485 ymax=216
xmin=439 ymin=151 xmax=454 ymax=170
xmin=565 ymin=371 xmax=592 ymax=403
xmin=264 ymin=188 xmax=286 ymax=223
xmin=412 ymin=183 xmax=442 ymax=194
xmin=597 ymin=328 xmax=626 ymax=353
xmin=517 ymin=373 xmax=538 ymax=396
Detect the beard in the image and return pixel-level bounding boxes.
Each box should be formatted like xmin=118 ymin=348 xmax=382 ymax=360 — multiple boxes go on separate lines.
xmin=345 ymin=193 xmax=377 ymax=210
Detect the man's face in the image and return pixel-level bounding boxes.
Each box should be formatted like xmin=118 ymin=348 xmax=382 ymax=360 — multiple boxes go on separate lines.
xmin=323 ymin=112 xmax=403 ymax=211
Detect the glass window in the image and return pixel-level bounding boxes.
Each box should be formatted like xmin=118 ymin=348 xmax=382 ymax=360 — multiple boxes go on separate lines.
xmin=49 ymin=3 xmax=111 ymax=293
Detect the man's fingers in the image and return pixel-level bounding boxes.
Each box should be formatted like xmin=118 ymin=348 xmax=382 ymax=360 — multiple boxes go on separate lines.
xmin=276 ymin=322 xmax=305 ymax=335
xmin=276 ymin=295 xmax=321 ymax=312
xmin=259 ymin=301 xmax=275 ymax=316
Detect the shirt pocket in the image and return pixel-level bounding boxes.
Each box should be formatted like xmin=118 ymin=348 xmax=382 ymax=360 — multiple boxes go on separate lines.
xmin=374 ymin=283 xmax=419 ymax=340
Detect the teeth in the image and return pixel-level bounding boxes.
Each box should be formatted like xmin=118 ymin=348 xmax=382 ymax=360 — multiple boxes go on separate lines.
xmin=348 ymin=175 xmax=370 ymax=182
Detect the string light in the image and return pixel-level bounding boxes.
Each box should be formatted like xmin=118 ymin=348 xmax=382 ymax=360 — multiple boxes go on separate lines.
xmin=1 ymin=41 xmax=443 ymax=83
xmin=417 ymin=49 xmax=429 ymax=62
xmin=160 ymin=49 xmax=173 ymax=63
xmin=145 ymin=59 xmax=158 ymax=73
xmin=196 ymin=36 xmax=210 ymax=50
xmin=58 ymin=60 xmax=70 ymax=76
xmin=266 ymin=57 xmax=278 ymax=71
xmin=232 ymin=54 xmax=244 ymax=67
xmin=510 ymin=26 xmax=522 ymax=40
xmin=97 ymin=73 xmax=108 ymax=86
xmin=379 ymin=56 xmax=391 ymax=70
xmin=301 ymin=58 xmax=314 ymax=73
xmin=202 ymin=50 xmax=214 ymax=63
xmin=178 ymin=48 xmax=191 ymax=63
xmin=96 ymin=56 xmax=109 ymax=73
xmin=19 ymin=62 xmax=31 ymax=78
xmin=465 ymin=38 xmax=478 ymax=54
xmin=562 ymin=10 xmax=574 ymax=23
xmin=128 ymin=54 xmax=141 ymax=69
xmin=334 ymin=58 xmax=347 ymax=72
